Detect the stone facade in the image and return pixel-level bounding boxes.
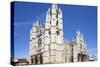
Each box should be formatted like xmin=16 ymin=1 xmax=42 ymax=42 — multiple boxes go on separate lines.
xmin=29 ymin=20 xmax=44 ymax=64
xmin=29 ymin=4 xmax=89 ymax=64
xmin=64 ymin=30 xmax=89 ymax=63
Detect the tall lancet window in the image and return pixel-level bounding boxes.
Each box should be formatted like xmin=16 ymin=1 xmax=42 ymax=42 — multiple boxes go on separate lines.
xmin=38 ymin=38 xmax=41 ymax=47
xmin=56 ymin=30 xmax=59 ymax=35
xmin=56 ymin=9 xmax=59 ymax=18
xmin=56 ymin=20 xmax=58 ymax=26
xmin=49 ymin=30 xmax=51 ymax=35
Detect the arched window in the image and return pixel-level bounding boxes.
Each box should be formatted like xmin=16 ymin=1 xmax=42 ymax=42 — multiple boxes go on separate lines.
xmin=40 ymin=54 xmax=43 ymax=64
xmin=31 ymin=58 xmax=34 ymax=63
xmin=56 ymin=9 xmax=59 ymax=18
xmin=50 ymin=20 xmax=51 ymax=24
xmin=35 ymin=56 xmax=38 ymax=64
xmin=56 ymin=30 xmax=59 ymax=35
xmin=49 ymin=30 xmax=51 ymax=35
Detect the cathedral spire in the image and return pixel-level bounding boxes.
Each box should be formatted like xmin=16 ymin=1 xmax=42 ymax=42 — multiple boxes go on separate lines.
xmin=59 ymin=8 xmax=62 ymax=13
xmin=36 ymin=20 xmax=39 ymax=26
xmin=52 ymin=3 xmax=58 ymax=9
xmin=76 ymin=28 xmax=81 ymax=42
xmin=76 ymin=28 xmax=80 ymax=35
xmin=76 ymin=28 xmax=84 ymax=42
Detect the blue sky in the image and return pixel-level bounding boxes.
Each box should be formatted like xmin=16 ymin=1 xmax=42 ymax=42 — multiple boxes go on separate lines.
xmin=12 ymin=1 xmax=97 ymax=59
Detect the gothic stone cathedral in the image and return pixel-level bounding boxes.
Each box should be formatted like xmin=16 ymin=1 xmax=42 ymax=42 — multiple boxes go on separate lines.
xmin=29 ymin=4 xmax=89 ymax=64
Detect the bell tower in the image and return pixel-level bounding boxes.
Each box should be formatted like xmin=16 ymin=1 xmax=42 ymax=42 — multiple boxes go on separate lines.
xmin=43 ymin=4 xmax=65 ymax=63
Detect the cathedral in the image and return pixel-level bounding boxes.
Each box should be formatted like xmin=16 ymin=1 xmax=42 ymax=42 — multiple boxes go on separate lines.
xmin=28 ymin=4 xmax=89 ymax=64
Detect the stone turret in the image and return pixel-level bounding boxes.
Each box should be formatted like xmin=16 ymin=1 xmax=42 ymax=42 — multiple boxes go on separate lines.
xmin=43 ymin=4 xmax=65 ymax=64
xmin=72 ymin=29 xmax=88 ymax=62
